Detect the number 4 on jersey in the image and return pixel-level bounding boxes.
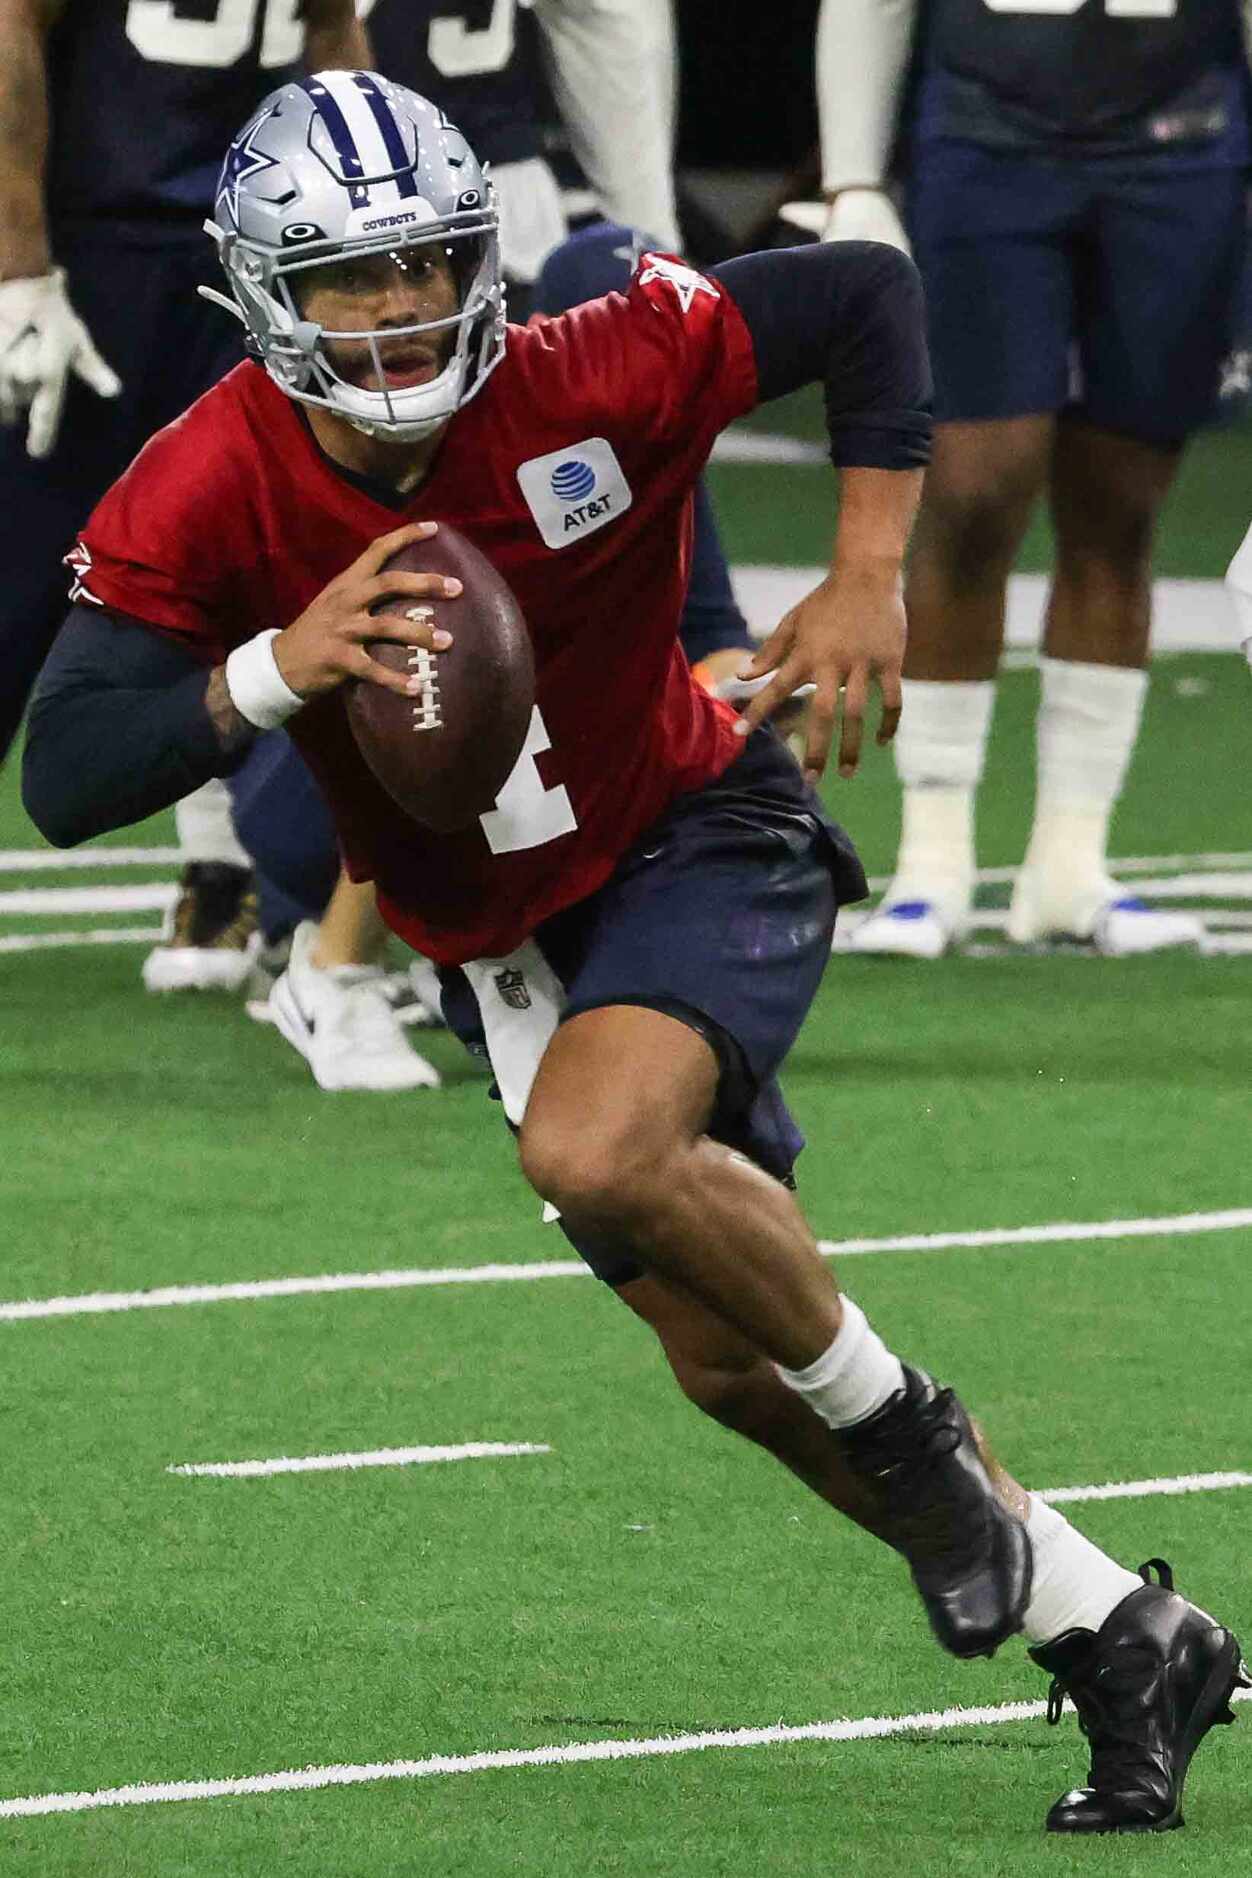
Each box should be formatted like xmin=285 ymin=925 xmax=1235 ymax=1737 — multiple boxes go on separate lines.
xmin=479 ymin=706 xmax=577 ymax=855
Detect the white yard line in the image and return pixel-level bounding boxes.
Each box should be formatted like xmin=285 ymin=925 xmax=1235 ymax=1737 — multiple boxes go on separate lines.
xmin=0 ymin=884 xmax=176 ymax=916
xmin=1042 ymin=1471 xmax=1252 ymax=1505
xmin=1 ymin=846 xmax=1247 ymax=886
xmin=2 ymin=1208 xmax=1249 ymax=1324
xmin=0 ymin=846 xmax=179 ymax=872
xmin=0 ymin=926 xmax=163 ymax=954
xmin=732 ymin=567 xmax=1242 ymax=654
xmin=2 ymin=1688 xmax=1247 ymax=1820
xmin=168 ymin=1442 xmax=550 ymax=1479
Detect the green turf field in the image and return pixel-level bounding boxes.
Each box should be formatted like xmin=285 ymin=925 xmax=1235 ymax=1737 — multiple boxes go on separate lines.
xmin=1 ymin=401 xmax=1249 ymax=1874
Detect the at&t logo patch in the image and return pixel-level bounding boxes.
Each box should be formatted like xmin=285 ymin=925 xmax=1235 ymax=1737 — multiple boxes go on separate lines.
xmin=516 ymin=438 xmax=633 ymax=550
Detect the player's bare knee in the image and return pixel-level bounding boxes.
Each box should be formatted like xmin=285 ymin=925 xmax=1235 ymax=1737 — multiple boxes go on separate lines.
xmin=518 ymin=1114 xmax=670 ymax=1227
xmin=919 ymin=485 xmax=1029 ymax=590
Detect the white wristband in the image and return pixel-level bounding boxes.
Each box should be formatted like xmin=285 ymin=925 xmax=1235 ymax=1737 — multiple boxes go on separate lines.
xmin=224 ymin=630 xmax=305 ymax=730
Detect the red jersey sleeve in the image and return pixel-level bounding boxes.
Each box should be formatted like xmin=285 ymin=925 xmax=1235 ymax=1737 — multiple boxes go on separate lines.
xmin=515 ymin=251 xmax=759 ymax=464
xmin=69 ymin=373 xmax=266 ymax=666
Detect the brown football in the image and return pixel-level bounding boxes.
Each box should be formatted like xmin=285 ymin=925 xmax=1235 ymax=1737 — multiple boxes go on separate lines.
xmin=346 ymin=528 xmax=535 ymax=834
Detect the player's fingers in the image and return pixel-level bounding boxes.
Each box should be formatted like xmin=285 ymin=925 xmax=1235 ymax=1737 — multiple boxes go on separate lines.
xmin=801 ymin=679 xmax=839 ymax=783
xmin=876 ymin=666 xmax=904 ymax=747
xmin=354 ymin=606 xmax=454 ymax=652
xmin=836 ymin=668 xmax=869 ymax=779
xmin=72 ymin=335 xmax=122 ymax=400
xmin=738 ymin=614 xmax=796 ymax=679
xmin=363 ymin=569 xmax=462 ymax=607
xmin=356 ymin=519 xmax=439 ymax=574
xmin=735 ymin=661 xmax=805 ymax=740
xmin=351 ymin=644 xmax=422 ymax=697
xmin=26 ymin=366 xmax=68 ymax=459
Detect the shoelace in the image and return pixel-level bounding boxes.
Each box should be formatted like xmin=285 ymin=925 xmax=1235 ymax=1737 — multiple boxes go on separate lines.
xmin=851 ymin=1387 xmax=985 ymax=1572
xmin=853 ymin=1386 xmax=964 ymax=1483
xmin=1046 ymin=1645 xmax=1164 ymax=1788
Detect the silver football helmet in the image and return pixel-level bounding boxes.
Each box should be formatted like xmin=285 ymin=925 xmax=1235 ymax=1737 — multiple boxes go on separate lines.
xmin=204 ymin=71 xmax=505 ymax=440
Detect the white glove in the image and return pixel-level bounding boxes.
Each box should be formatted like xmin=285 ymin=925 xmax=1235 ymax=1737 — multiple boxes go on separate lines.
xmin=0 ymin=267 xmax=122 ymax=459
xmin=823 ymin=188 xmax=911 ymax=257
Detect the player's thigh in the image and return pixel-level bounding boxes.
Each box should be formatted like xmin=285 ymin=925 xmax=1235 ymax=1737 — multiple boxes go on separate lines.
xmin=1077 ymin=164 xmax=1247 ymax=445
xmin=522 ymin=734 xmax=848 ymax=1191
xmin=907 ymin=140 xmax=1078 ymax=424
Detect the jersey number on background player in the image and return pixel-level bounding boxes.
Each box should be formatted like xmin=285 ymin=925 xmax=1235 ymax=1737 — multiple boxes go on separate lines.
xmin=480 ymin=707 xmax=577 ymax=856
xmin=357 ymin=0 xmax=518 ymax=78
xmin=983 ymin=0 xmax=1176 ymax=15
xmin=126 ymin=0 xmax=302 ymax=67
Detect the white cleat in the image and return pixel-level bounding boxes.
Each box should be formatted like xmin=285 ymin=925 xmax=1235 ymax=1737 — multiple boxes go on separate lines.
xmin=1008 ymin=872 xmax=1204 ymax=954
xmin=844 ymin=900 xmax=962 ymax=960
xmin=1090 ymin=898 xmax=1205 ymax=956
xmin=267 ymin=922 xmax=441 ymax=1092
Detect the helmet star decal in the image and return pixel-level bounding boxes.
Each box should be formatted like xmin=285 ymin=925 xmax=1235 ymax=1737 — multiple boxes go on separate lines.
xmin=218 ymin=108 xmax=283 ymax=224
xmin=637 ymin=254 xmax=717 ymax=314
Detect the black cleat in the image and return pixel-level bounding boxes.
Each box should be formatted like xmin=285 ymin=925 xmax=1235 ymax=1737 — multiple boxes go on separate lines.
xmin=1031 ymin=1558 xmax=1249 ymax=1834
xmin=834 ymin=1365 xmax=1032 ymax=1659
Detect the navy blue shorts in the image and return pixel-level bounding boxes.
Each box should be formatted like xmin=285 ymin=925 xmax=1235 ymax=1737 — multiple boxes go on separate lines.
xmin=907 ymin=140 xmax=1247 ymax=443
xmin=441 ymin=728 xmax=867 ymax=1287
xmin=1 ymin=233 xmax=242 ymax=762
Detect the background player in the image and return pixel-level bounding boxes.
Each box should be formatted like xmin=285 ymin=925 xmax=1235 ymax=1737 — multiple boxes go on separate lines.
xmin=22 ymin=75 xmax=1247 ymax=1833
xmin=366 ymin=0 xmax=680 ymax=302
xmin=0 ymin=0 xmax=368 ymax=992
xmin=814 ymin=0 xmax=1247 ymax=957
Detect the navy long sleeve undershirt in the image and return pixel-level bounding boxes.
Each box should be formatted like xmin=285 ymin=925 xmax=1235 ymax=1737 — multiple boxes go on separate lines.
xmin=23 ymin=241 xmax=931 ymax=848
xmin=710 ymin=242 xmax=932 ymax=471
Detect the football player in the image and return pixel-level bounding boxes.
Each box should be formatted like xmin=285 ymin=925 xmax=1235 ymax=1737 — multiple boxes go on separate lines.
xmin=815 ymin=0 xmax=1247 ymax=957
xmin=227 ymin=222 xmax=767 ymax=1092
xmin=22 ymin=77 xmax=1246 ymax=1831
xmin=0 ymin=0 xmax=368 ymax=991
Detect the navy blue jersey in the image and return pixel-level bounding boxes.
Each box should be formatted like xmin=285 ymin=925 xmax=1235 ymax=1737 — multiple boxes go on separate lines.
xmin=363 ymin=0 xmax=544 ymax=165
xmin=918 ymin=0 xmax=1248 ymax=156
xmin=46 ymin=0 xmax=304 ymax=240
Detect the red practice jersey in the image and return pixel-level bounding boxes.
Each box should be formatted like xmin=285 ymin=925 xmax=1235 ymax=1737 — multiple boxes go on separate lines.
xmin=74 ymin=255 xmax=759 ymax=963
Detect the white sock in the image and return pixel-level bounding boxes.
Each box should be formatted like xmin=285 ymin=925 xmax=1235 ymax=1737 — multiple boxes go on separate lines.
xmin=776 ymin=1296 xmax=905 ymax=1430
xmin=1021 ymin=1495 xmax=1143 ymax=1645
xmin=174 ymin=778 xmax=250 ymax=870
xmin=889 ymin=679 xmax=994 ymax=919
xmin=1017 ymin=658 xmax=1148 ymax=932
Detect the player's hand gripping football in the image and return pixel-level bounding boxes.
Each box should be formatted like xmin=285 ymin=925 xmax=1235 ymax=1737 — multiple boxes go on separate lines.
xmin=273 ymin=522 xmax=460 ymax=700
xmin=733 ymin=565 xmax=906 ymax=784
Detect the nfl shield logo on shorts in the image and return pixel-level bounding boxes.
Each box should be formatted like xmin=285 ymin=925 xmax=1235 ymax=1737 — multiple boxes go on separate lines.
xmin=516 ymin=438 xmax=633 ymax=549
xmin=493 ymin=968 xmax=531 ymax=1011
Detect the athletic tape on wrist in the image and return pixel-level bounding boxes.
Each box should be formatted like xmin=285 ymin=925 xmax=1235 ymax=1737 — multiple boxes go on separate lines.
xmin=224 ymin=630 xmax=304 ymax=730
